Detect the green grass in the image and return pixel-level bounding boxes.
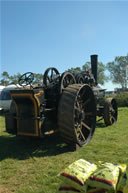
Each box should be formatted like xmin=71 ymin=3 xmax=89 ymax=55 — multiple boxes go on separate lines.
xmin=0 ymin=108 xmax=128 ymax=193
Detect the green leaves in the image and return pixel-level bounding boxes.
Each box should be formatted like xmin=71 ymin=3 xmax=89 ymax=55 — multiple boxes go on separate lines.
xmin=69 ymin=61 xmax=108 ymax=85
xmin=0 ymin=71 xmax=43 ymax=86
xmin=107 ymin=54 xmax=128 ymax=88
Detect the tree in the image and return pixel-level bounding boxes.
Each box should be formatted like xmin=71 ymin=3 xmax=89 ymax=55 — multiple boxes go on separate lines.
xmin=82 ymin=62 xmax=108 ymax=85
xmin=9 ymin=73 xmax=22 ymax=85
xmin=33 ymin=73 xmax=43 ymax=84
xmin=107 ymin=55 xmax=128 ymax=88
xmin=67 ymin=67 xmax=81 ymax=72
xmin=0 ymin=71 xmax=10 ymax=86
xmin=0 ymin=79 xmax=9 ymax=86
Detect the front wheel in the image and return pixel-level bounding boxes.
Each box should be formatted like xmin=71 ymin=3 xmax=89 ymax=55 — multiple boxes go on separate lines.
xmin=58 ymin=84 xmax=96 ymax=148
xmin=103 ymin=98 xmax=118 ymax=126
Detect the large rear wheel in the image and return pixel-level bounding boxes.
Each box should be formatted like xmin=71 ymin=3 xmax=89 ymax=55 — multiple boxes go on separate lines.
xmin=58 ymin=84 xmax=96 ymax=148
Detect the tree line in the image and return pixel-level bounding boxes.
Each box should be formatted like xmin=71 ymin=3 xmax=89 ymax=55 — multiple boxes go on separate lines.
xmin=0 ymin=55 xmax=128 ymax=88
xmin=0 ymin=72 xmax=43 ymax=86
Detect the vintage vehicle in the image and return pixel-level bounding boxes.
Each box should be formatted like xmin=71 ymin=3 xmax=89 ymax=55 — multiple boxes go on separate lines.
xmin=0 ymin=86 xmax=5 ymax=110
xmin=5 ymin=55 xmax=117 ymax=149
xmin=0 ymin=85 xmax=20 ymax=111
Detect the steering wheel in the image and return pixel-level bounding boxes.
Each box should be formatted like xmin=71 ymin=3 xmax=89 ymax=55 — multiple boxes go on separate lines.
xmin=43 ymin=67 xmax=60 ymax=86
xmin=18 ymin=72 xmax=34 ymax=86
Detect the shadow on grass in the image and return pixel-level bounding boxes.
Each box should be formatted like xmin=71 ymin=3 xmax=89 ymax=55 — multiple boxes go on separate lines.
xmin=96 ymin=121 xmax=106 ymax=128
xmin=0 ymin=118 xmax=108 ymax=161
xmin=0 ymin=110 xmax=6 ymax=116
xmin=0 ymin=133 xmax=70 ymax=161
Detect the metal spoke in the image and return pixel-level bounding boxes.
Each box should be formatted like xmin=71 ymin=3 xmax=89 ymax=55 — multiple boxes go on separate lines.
xmin=28 ymin=74 xmax=32 ymax=78
xmin=81 ymin=121 xmax=91 ymax=131
xmin=51 ymin=69 xmax=53 ymax=77
xmin=76 ymin=101 xmax=80 ymax=109
xmin=50 ymin=69 xmax=54 ymax=80
xmin=83 ymin=98 xmax=90 ymax=107
xmin=47 ymin=76 xmax=51 ymax=83
xmin=77 ymin=127 xmax=86 ymax=141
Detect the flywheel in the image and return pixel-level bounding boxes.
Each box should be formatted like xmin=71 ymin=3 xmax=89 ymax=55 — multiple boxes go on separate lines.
xmin=58 ymin=84 xmax=96 ymax=148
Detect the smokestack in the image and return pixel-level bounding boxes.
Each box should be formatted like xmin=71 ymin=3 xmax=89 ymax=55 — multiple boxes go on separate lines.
xmin=90 ymin=55 xmax=98 ymax=85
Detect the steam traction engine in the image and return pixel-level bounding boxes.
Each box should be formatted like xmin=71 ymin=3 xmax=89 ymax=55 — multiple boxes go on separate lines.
xmin=5 ymin=55 xmax=118 ymax=149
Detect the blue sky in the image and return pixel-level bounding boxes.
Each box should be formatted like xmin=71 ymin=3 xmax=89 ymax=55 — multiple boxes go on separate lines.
xmin=1 ymin=0 xmax=128 ymax=90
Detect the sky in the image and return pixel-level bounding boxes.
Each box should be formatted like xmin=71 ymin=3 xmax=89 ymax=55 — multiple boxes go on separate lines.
xmin=1 ymin=0 xmax=128 ymax=90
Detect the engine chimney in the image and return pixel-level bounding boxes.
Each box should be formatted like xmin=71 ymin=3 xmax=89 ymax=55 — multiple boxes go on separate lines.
xmin=90 ymin=55 xmax=98 ymax=85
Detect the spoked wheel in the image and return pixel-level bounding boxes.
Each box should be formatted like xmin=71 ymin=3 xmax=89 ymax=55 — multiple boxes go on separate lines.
xmin=103 ymin=98 xmax=118 ymax=126
xmin=75 ymin=74 xmax=84 ymax=84
xmin=43 ymin=67 xmax=60 ymax=86
xmin=59 ymin=72 xmax=76 ymax=93
xmin=18 ymin=72 xmax=34 ymax=86
xmin=58 ymin=84 xmax=96 ymax=149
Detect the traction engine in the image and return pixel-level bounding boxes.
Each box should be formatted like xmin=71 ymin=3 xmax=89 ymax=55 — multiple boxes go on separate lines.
xmin=5 ymin=55 xmax=117 ymax=149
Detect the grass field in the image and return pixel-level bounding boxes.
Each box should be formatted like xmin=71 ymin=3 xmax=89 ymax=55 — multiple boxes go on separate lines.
xmin=0 ymin=107 xmax=128 ymax=193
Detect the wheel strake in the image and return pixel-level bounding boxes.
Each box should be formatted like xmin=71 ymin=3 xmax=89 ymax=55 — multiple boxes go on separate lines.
xmin=58 ymin=84 xmax=96 ymax=147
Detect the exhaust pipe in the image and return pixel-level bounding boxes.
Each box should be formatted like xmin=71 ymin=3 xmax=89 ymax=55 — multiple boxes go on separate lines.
xmin=90 ymin=55 xmax=98 ymax=85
